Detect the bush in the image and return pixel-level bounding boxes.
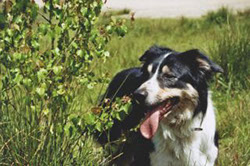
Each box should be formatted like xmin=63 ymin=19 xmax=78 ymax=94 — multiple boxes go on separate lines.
xmin=0 ymin=0 xmax=126 ymax=165
xmin=204 ymin=7 xmax=234 ymax=25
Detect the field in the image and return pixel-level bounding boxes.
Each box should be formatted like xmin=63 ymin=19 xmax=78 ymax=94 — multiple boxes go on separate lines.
xmin=0 ymin=6 xmax=249 ymax=165
xmin=81 ymin=8 xmax=250 ymax=165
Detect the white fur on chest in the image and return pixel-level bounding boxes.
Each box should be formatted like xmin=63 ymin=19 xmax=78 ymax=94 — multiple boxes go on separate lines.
xmin=149 ymin=96 xmax=218 ymax=166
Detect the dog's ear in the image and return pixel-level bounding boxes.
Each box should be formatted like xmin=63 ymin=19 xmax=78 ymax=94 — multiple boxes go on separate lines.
xmin=139 ymin=45 xmax=173 ymax=63
xmin=178 ymin=49 xmax=223 ymax=76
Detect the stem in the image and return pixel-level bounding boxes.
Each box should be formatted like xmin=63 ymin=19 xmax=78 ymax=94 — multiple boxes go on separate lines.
xmin=49 ymin=0 xmax=55 ymax=50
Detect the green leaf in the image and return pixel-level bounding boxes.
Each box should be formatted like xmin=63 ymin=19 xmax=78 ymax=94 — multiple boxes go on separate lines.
xmin=64 ymin=123 xmax=74 ymax=137
xmin=81 ymin=8 xmax=88 ymax=16
xmin=36 ymin=87 xmax=45 ymax=97
xmin=115 ymin=112 xmax=121 ymax=121
xmin=106 ymin=121 xmax=114 ymax=129
xmin=14 ymin=16 xmax=22 ymax=24
xmin=116 ymin=25 xmax=127 ymax=37
xmin=103 ymin=51 xmax=110 ymax=58
xmin=13 ymin=53 xmax=22 ymax=60
xmin=118 ymin=111 xmax=126 ymax=121
xmin=42 ymin=108 xmax=50 ymax=116
xmin=36 ymin=83 xmax=47 ymax=97
xmin=22 ymin=78 xmax=32 ymax=87
xmin=85 ymin=113 xmax=96 ymax=125
xmin=6 ymin=29 xmax=13 ymax=36
xmin=106 ymin=25 xmax=112 ymax=34
xmin=4 ymin=36 xmax=11 ymax=43
xmin=57 ymin=85 xmax=65 ymax=95
xmin=53 ymin=66 xmax=63 ymax=75
xmin=71 ymin=41 xmax=78 ymax=49
xmin=31 ymin=40 xmax=40 ymax=49
xmin=50 ymin=124 xmax=54 ymax=134
xmin=77 ymin=50 xmax=84 ymax=58
xmin=96 ymin=122 xmax=102 ymax=132
xmin=39 ymin=24 xmax=49 ymax=35
xmin=55 ymin=25 xmax=62 ymax=34
xmin=37 ymin=68 xmax=48 ymax=81
xmin=14 ymin=73 xmax=23 ymax=84
xmin=87 ymin=83 xmax=94 ymax=89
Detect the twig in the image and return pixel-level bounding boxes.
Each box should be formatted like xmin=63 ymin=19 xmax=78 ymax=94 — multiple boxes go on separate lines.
xmin=0 ymin=129 xmax=25 ymax=153
xmin=38 ymin=12 xmax=51 ymax=23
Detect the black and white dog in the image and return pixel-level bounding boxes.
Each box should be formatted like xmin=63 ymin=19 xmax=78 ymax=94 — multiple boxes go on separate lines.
xmin=98 ymin=46 xmax=223 ymax=166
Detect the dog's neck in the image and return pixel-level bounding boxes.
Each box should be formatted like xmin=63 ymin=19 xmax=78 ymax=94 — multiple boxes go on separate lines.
xmin=149 ymin=94 xmax=217 ymax=166
xmin=158 ymin=111 xmax=203 ymax=141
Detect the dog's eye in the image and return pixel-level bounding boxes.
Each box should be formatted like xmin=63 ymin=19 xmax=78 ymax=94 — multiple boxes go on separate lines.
xmin=163 ymin=73 xmax=176 ymax=79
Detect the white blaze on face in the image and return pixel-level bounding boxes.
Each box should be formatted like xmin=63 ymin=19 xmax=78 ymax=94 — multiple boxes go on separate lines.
xmin=141 ymin=67 xmax=161 ymax=105
xmin=137 ymin=53 xmax=171 ymax=106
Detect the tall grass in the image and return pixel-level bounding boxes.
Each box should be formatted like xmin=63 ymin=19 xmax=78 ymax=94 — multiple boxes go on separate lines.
xmin=214 ymin=91 xmax=250 ymax=166
xmin=0 ymin=86 xmax=103 ymax=165
xmin=211 ymin=24 xmax=250 ymax=90
xmin=208 ymin=10 xmax=250 ymax=165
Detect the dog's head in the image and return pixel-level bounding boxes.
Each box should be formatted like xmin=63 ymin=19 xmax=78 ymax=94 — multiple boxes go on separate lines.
xmin=134 ymin=46 xmax=223 ymax=139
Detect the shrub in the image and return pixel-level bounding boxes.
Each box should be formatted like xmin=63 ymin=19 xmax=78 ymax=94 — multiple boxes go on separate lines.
xmin=204 ymin=7 xmax=234 ymax=25
xmin=0 ymin=0 xmax=126 ymax=165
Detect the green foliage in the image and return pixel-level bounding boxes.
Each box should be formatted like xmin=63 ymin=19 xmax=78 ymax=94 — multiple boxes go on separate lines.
xmin=87 ymin=96 xmax=132 ymax=134
xmin=0 ymin=0 xmax=127 ymax=165
xmin=204 ymin=7 xmax=234 ymax=25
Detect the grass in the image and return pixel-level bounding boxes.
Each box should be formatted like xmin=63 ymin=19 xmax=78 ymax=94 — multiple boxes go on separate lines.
xmin=81 ymin=8 xmax=250 ymax=165
xmin=215 ymin=91 xmax=250 ymax=165
xmin=0 ymin=7 xmax=250 ymax=165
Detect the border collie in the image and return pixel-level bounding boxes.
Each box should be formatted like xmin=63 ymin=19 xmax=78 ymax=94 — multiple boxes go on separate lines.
xmin=98 ymin=46 xmax=223 ymax=166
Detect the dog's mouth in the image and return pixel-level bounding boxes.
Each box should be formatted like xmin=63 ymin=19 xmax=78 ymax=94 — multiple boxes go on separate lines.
xmin=140 ymin=97 xmax=179 ymax=139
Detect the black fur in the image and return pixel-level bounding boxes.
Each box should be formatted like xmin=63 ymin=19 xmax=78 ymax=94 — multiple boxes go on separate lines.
xmin=97 ymin=67 xmax=153 ymax=165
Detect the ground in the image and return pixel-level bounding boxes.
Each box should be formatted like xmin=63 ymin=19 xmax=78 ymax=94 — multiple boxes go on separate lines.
xmin=103 ymin=0 xmax=250 ymax=18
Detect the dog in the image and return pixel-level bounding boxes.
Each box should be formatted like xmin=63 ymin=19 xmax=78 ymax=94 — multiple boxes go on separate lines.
xmin=98 ymin=46 xmax=223 ymax=166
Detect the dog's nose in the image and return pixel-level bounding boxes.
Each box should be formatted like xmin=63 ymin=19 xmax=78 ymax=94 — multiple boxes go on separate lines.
xmin=133 ymin=89 xmax=147 ymax=104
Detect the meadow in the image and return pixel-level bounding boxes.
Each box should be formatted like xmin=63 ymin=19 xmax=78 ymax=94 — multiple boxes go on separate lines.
xmin=80 ymin=8 xmax=250 ymax=165
xmin=0 ymin=5 xmax=249 ymax=165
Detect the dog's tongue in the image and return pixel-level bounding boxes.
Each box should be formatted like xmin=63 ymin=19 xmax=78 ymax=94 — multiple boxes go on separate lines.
xmin=140 ymin=107 xmax=162 ymax=139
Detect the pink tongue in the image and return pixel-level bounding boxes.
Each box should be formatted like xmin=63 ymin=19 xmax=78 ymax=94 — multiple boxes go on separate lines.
xmin=140 ymin=109 xmax=161 ymax=139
